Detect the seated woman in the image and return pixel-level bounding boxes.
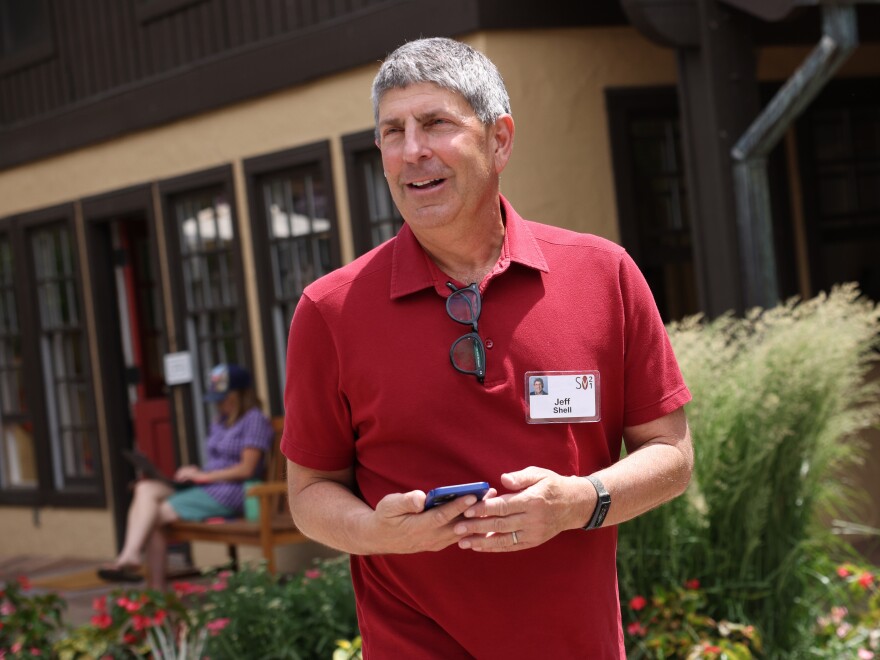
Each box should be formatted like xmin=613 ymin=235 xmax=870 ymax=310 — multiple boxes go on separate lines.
xmin=98 ymin=364 xmax=274 ymax=589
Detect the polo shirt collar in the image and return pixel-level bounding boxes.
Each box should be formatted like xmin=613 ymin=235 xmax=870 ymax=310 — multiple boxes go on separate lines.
xmin=389 ymin=195 xmax=549 ymax=300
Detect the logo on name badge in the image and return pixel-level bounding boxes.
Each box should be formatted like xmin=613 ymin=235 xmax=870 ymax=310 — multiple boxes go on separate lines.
xmin=524 ymin=371 xmax=601 ymax=424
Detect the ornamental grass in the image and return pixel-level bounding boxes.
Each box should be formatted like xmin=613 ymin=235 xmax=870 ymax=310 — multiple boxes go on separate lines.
xmin=618 ymin=284 xmax=880 ymax=657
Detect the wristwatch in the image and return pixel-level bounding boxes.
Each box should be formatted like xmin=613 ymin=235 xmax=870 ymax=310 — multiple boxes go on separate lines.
xmin=582 ymin=475 xmax=610 ymax=530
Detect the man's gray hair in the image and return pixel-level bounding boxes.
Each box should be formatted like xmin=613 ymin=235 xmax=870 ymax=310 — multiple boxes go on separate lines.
xmin=372 ymin=37 xmax=511 ymax=130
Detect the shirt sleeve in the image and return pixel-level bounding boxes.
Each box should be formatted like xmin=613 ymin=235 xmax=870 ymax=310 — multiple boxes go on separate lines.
xmin=281 ymin=292 xmax=356 ymax=471
xmin=618 ymin=251 xmax=692 ymax=427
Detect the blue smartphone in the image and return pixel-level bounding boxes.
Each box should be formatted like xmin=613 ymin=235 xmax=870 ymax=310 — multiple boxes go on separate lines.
xmin=424 ymin=481 xmax=490 ymax=510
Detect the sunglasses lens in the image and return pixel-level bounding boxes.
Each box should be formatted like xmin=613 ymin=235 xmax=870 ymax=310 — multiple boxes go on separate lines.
xmin=450 ymin=334 xmax=485 ymax=377
xmin=446 ymin=287 xmax=480 ymax=324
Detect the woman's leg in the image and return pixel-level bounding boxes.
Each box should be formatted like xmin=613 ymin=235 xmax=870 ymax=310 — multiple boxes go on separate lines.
xmin=145 ymin=501 xmax=179 ymax=590
xmin=114 ymin=479 xmax=175 ymax=568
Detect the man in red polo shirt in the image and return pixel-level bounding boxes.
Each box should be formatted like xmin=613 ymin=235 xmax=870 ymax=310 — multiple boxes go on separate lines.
xmin=282 ymin=37 xmax=693 ymax=658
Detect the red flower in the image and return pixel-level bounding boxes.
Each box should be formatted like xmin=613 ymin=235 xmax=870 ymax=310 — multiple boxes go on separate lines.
xmin=16 ymin=576 xmax=31 ymax=591
xmin=29 ymin=649 xmax=41 ymax=656
xmin=205 ymin=617 xmax=231 ymax=636
xmin=132 ymin=614 xmax=152 ymax=631
xmin=305 ymin=569 xmax=322 ymax=580
xmin=685 ymin=579 xmax=701 ymax=590
xmin=91 ymin=613 xmax=113 ymax=629
xmin=837 ymin=565 xmax=852 ymax=578
xmin=626 ymin=621 xmax=647 ymax=637
xmin=152 ymin=609 xmax=168 ymax=626
xmin=628 ymin=595 xmax=648 ymax=611
xmin=857 ymin=572 xmax=874 ymax=589
xmin=704 ymin=644 xmax=722 ymax=654
xmin=92 ymin=596 xmax=107 ymax=612
xmin=123 ymin=633 xmax=139 ymax=644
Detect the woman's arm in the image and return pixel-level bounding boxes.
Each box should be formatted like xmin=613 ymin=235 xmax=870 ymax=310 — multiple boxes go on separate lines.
xmin=175 ymin=447 xmax=264 ymax=483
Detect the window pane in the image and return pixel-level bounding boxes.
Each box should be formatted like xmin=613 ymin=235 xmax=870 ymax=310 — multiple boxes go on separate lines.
xmin=172 ymin=188 xmax=244 ymax=456
xmin=30 ymin=224 xmax=97 ymax=486
xmin=0 ymin=235 xmax=36 ymax=491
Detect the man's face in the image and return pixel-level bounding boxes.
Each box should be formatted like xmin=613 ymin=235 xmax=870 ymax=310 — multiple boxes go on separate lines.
xmin=534 ymin=379 xmax=543 ymax=393
xmin=375 ymin=82 xmax=512 ymax=234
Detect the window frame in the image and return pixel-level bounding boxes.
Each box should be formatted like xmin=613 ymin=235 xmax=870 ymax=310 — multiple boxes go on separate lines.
xmin=243 ymin=141 xmax=341 ymax=415
xmin=2 ymin=204 xmax=105 ymax=508
xmin=0 ymin=0 xmax=54 ymax=77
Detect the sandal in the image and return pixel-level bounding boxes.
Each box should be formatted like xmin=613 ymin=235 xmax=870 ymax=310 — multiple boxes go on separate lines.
xmin=96 ymin=566 xmax=144 ymax=583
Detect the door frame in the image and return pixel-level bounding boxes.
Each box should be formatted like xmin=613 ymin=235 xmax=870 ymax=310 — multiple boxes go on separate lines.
xmin=82 ymin=184 xmax=170 ymax=549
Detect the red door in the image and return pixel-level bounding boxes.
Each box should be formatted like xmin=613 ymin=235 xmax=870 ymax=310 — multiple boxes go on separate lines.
xmin=114 ymin=219 xmax=175 ymax=478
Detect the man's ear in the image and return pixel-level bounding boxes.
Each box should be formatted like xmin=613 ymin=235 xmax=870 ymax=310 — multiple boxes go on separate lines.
xmin=492 ymin=114 xmax=515 ymax=174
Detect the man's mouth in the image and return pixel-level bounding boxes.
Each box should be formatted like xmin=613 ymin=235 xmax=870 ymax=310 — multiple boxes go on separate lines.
xmin=408 ymin=178 xmax=445 ymax=190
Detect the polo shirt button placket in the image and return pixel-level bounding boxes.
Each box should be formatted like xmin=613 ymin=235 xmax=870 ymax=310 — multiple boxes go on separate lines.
xmin=485 ymin=339 xmax=494 ymax=349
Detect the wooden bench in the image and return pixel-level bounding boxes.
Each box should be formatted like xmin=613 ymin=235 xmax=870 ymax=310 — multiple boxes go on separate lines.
xmin=165 ymin=417 xmax=308 ymax=574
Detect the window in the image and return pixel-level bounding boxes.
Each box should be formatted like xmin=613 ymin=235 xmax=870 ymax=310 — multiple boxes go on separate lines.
xmin=798 ymin=79 xmax=880 ymax=302
xmin=171 ymin=186 xmax=244 ymax=450
xmin=0 ymin=234 xmax=36 ymax=492
xmin=245 ymin=142 xmax=341 ymax=414
xmin=606 ymin=88 xmax=698 ymax=322
xmin=30 ymin=223 xmax=99 ymax=491
xmin=343 ymin=130 xmax=402 ymax=257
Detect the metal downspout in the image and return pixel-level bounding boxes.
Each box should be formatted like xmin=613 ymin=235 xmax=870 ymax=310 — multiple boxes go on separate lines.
xmin=731 ymin=4 xmax=859 ymax=309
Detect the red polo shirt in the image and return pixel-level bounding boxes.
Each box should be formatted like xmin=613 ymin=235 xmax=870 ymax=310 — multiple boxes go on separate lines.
xmin=282 ymin=196 xmax=690 ymax=659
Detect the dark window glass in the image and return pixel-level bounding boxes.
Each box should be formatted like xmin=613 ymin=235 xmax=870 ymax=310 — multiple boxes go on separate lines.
xmin=803 ymin=99 xmax=880 ymax=301
xmin=30 ymin=224 xmax=98 ymax=487
xmin=0 ymin=235 xmax=36 ymax=491
xmin=258 ymin=164 xmax=334 ymax=398
xmin=0 ymin=0 xmax=48 ymax=56
xmin=172 ymin=189 xmax=244 ymax=444
xmin=628 ymin=117 xmax=698 ymax=321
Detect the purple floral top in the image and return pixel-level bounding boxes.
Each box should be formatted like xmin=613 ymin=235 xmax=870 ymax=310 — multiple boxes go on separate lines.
xmin=199 ymin=407 xmax=274 ymax=512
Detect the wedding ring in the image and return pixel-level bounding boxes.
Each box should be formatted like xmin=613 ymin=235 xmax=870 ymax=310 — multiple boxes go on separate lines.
xmin=512 ymin=531 xmax=519 ymax=545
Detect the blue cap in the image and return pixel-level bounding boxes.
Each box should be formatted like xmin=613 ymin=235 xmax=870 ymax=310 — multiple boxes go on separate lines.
xmin=203 ymin=364 xmax=252 ymax=402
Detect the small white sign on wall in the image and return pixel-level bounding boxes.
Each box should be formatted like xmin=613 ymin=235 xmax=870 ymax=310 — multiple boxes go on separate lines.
xmin=164 ymin=351 xmax=193 ymax=386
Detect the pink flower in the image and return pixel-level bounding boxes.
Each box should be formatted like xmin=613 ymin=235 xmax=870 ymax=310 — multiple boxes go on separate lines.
xmin=305 ymin=569 xmax=322 ymax=580
xmin=837 ymin=565 xmax=852 ymax=578
xmin=211 ymin=581 xmax=228 ymax=591
xmin=858 ymin=649 xmax=874 ymax=659
xmin=626 ymin=621 xmax=647 ymax=637
xmin=858 ymin=572 xmax=874 ymax=589
xmin=831 ymin=606 xmax=848 ymax=623
xmin=628 ymin=595 xmax=647 ymax=611
xmin=685 ymin=579 xmax=700 ymax=590
xmin=29 ymin=649 xmax=41 ymax=656
xmin=91 ymin=613 xmax=113 ymax=629
xmin=11 ymin=642 xmax=22 ymax=654
xmin=205 ymin=618 xmax=231 ymax=636
xmin=1 ymin=602 xmax=16 ymax=616
xmin=838 ymin=622 xmax=853 ymax=638
xmin=92 ymin=596 xmax=107 ymax=612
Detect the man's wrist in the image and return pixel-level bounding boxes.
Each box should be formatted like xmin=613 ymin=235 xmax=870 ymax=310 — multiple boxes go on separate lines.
xmin=581 ymin=475 xmax=610 ymax=530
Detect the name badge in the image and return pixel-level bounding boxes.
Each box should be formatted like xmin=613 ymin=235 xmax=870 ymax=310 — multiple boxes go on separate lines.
xmin=525 ymin=371 xmax=600 ymax=424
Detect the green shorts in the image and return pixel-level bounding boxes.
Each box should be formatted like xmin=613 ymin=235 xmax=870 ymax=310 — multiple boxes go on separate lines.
xmin=167 ymin=487 xmax=236 ymax=522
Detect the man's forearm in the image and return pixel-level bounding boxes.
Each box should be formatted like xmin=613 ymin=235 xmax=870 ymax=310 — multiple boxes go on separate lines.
xmin=287 ymin=477 xmax=376 ymax=554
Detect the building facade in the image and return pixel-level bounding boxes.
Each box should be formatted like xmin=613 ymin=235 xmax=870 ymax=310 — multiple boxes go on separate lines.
xmin=0 ymin=0 xmax=877 ymax=561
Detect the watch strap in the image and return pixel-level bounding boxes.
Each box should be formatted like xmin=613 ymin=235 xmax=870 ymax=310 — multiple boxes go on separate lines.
xmin=582 ymin=475 xmax=610 ymax=530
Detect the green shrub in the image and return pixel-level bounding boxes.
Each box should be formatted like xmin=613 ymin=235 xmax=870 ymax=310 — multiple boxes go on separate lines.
xmin=1 ymin=576 xmax=66 ymax=657
xmin=618 ymin=284 xmax=880 ymax=656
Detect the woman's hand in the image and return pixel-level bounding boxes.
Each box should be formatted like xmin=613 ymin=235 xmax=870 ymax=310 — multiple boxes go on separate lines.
xmin=174 ymin=465 xmax=208 ymax=483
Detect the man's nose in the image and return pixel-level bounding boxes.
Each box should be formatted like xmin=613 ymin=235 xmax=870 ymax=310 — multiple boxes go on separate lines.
xmin=403 ymin=127 xmax=431 ymax=162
